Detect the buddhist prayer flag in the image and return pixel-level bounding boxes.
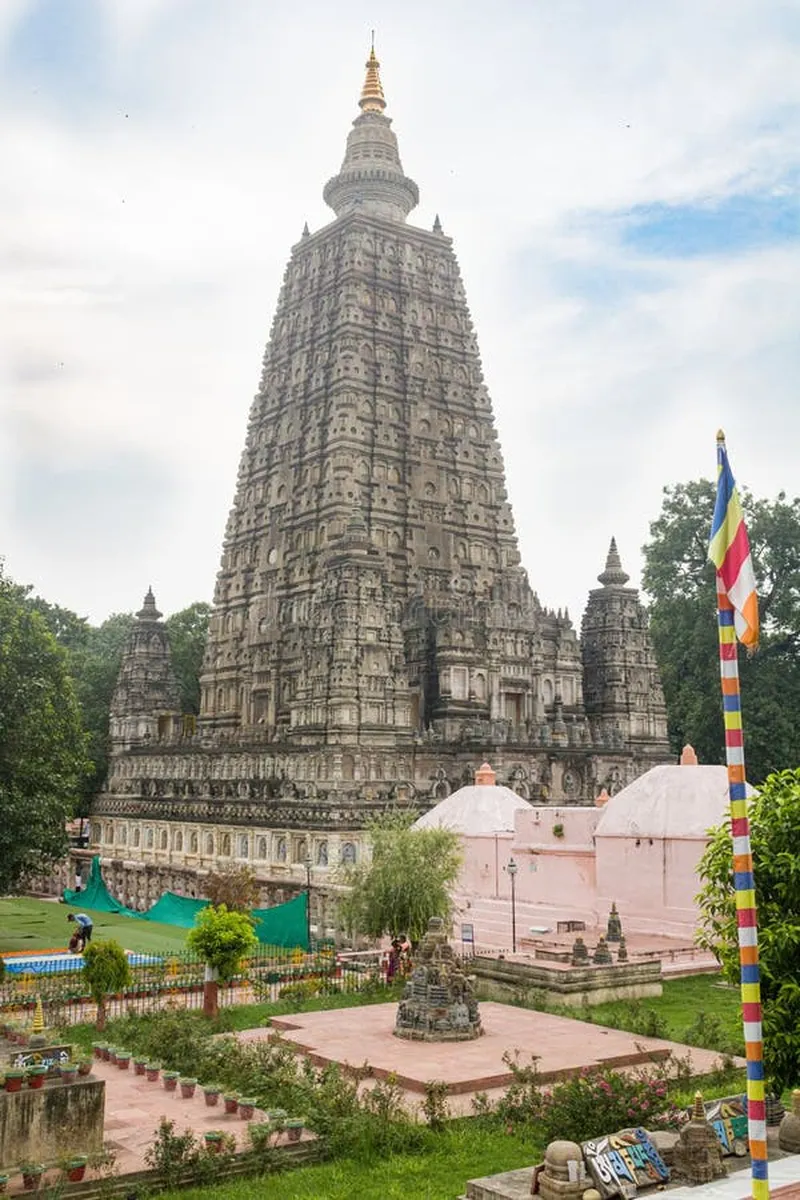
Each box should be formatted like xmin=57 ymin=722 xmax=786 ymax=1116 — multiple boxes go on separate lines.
xmin=709 ymin=433 xmax=759 ymax=648
xmin=710 ymin=432 xmax=767 ymax=1200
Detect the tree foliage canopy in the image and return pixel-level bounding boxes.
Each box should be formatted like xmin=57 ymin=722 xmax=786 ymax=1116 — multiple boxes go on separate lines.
xmin=166 ymin=601 xmax=211 ymax=715
xmin=697 ymin=768 xmax=800 ymax=1093
xmin=0 ymin=567 xmax=89 ymax=892
xmin=186 ymin=905 xmax=258 ymax=981
xmin=337 ymin=813 xmax=463 ymax=945
xmin=642 ymin=479 xmax=800 ymax=781
xmin=202 ymin=864 xmax=261 ymax=912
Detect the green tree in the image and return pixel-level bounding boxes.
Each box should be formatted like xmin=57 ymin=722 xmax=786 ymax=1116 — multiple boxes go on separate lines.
xmin=0 ymin=567 xmax=90 ymax=892
xmin=187 ymin=904 xmax=258 ymax=1019
xmin=337 ymin=813 xmax=463 ymax=945
xmin=203 ymin=864 xmax=261 ymax=912
xmin=21 ymin=595 xmax=135 ymax=813
xmin=81 ymin=939 xmax=132 ymax=1030
xmin=697 ymin=768 xmax=800 ymax=1094
xmin=166 ymin=601 xmax=211 ymax=714
xmin=642 ymin=480 xmax=800 ymax=782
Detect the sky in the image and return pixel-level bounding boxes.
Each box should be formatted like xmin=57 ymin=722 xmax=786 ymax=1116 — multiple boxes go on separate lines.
xmin=1 ymin=0 xmax=799 ymax=626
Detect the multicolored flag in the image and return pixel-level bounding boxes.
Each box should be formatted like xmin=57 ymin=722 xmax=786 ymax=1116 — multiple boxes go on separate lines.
xmin=709 ymin=432 xmax=759 ymax=648
xmin=709 ymin=431 xmax=767 ymax=1200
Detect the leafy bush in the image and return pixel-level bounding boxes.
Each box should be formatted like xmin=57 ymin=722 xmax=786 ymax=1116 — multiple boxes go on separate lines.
xmin=186 ymin=904 xmax=257 ymax=982
xmin=496 ymin=1054 xmax=685 ymax=1143
xmin=82 ymin=940 xmax=131 ymax=1027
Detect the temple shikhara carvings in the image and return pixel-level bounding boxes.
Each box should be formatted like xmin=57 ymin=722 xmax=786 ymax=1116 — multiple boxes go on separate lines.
xmin=87 ymin=47 xmax=669 ymax=917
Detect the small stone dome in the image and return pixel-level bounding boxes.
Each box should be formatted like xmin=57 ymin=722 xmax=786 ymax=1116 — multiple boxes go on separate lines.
xmin=544 ymin=1139 xmax=583 ymax=1168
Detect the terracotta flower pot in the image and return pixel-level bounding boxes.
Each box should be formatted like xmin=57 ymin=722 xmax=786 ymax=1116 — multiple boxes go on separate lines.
xmin=78 ymin=1060 xmax=92 ymax=1077
xmin=204 ymin=1132 xmax=223 ymax=1153
xmin=67 ymin=1158 xmax=87 ymax=1183
xmin=285 ymin=1120 xmax=304 ymax=1142
xmin=238 ymin=1099 xmax=256 ymax=1120
xmin=146 ymin=1065 xmax=161 ymax=1082
xmin=223 ymin=1095 xmax=239 ymax=1114
xmin=179 ymin=1078 xmax=197 ymax=1099
xmin=204 ymin=1088 xmax=220 ymax=1107
xmin=116 ymin=1056 xmax=130 ymax=1071
xmin=134 ymin=1059 xmax=147 ymax=1076
xmin=0 ymin=1171 xmax=9 ymax=1192
xmin=59 ymin=1067 xmax=78 ymax=1084
xmin=21 ymin=1167 xmax=44 ymax=1192
xmin=163 ymin=1073 xmax=179 ymax=1092
xmin=92 ymin=1043 xmax=107 ymax=1060
xmin=4 ymin=1073 xmax=24 ymax=1093
xmin=27 ymin=1069 xmax=47 ymax=1090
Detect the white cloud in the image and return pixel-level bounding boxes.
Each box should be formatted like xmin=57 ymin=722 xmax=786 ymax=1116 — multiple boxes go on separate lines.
xmin=0 ymin=0 xmax=798 ymax=622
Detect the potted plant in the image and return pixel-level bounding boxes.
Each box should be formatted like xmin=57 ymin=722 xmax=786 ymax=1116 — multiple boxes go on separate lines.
xmin=267 ymin=1107 xmax=287 ymax=1130
xmin=145 ymin=1062 xmax=161 ymax=1082
xmin=27 ymin=1065 xmax=48 ymax=1090
xmin=203 ymin=1083 xmax=221 ymax=1107
xmin=285 ymin=1117 xmax=304 ymax=1142
xmin=4 ymin=1069 xmax=24 ymax=1093
xmin=238 ymin=1096 xmax=257 ymax=1120
xmin=91 ymin=1041 xmax=107 ymax=1060
xmin=66 ymin=1155 xmax=88 ymax=1183
xmin=0 ymin=1171 xmax=8 ymax=1193
xmin=116 ymin=1050 xmax=131 ymax=1071
xmin=179 ymin=1076 xmax=197 ymax=1099
xmin=223 ymin=1091 xmax=239 ymax=1114
xmin=20 ymin=1163 xmax=44 ymax=1191
xmin=77 ymin=1057 xmax=92 ymax=1077
xmin=59 ymin=1062 xmax=79 ymax=1084
xmin=162 ymin=1070 xmax=179 ymax=1092
xmin=106 ymin=1046 xmax=118 ymax=1065
xmin=99 ymin=1043 xmax=111 ymax=1061
xmin=186 ymin=905 xmax=258 ymax=1019
xmin=203 ymin=1131 xmax=223 ymax=1153
xmin=133 ymin=1056 xmax=148 ymax=1076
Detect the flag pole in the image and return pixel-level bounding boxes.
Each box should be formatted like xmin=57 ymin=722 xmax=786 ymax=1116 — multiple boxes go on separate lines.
xmin=714 ymin=429 xmax=769 ymax=1200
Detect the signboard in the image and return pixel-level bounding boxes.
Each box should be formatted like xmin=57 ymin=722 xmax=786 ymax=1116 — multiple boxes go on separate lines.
xmin=12 ymin=1045 xmax=70 ymax=1070
xmin=701 ymin=1094 xmax=749 ymax=1157
xmin=582 ymin=1127 xmax=669 ymax=1198
xmin=460 ymin=923 xmax=474 ymax=944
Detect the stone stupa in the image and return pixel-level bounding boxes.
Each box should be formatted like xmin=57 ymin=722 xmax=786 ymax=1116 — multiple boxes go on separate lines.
xmin=395 ymin=917 xmax=482 ymax=1041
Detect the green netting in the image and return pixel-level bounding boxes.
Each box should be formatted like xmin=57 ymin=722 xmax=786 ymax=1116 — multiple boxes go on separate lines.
xmin=63 ymin=854 xmax=133 ymax=914
xmin=252 ymin=892 xmax=308 ymax=949
xmin=146 ymin=891 xmax=209 ymax=928
xmin=64 ymin=856 xmax=308 ymax=947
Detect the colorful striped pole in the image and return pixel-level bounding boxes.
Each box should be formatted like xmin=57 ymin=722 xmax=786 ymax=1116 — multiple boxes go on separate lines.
xmin=715 ymin=441 xmax=769 ymax=1199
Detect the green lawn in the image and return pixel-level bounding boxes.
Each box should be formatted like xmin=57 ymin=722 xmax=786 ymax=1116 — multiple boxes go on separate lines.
xmin=159 ymin=1125 xmax=539 ymax=1200
xmin=0 ymin=897 xmax=190 ymax=955
xmin=578 ymin=974 xmax=745 ymax=1055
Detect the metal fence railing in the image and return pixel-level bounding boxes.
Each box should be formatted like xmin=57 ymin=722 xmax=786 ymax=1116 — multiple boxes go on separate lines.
xmin=0 ymin=944 xmax=391 ymax=1028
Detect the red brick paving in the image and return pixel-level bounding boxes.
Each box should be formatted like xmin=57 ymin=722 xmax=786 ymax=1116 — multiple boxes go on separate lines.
xmin=242 ymin=1000 xmax=738 ymax=1095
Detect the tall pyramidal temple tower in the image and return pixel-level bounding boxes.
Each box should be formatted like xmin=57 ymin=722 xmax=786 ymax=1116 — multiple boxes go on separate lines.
xmin=89 ymin=48 xmax=669 ymax=916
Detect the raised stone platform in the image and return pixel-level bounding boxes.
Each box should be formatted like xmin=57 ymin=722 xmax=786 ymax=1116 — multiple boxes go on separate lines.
xmin=247 ymin=1002 xmax=735 ymax=1097
xmin=471 ymin=954 xmax=663 ymax=1007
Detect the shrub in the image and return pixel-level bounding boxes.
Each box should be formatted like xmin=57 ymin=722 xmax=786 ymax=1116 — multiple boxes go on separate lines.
xmin=496 ymin=1054 xmax=683 ymax=1143
xmin=82 ymin=940 xmax=131 ymax=1029
xmin=186 ymin=904 xmax=257 ymax=982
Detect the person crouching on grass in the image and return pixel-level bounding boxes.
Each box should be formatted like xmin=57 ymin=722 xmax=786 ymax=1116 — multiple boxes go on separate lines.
xmin=67 ymin=912 xmax=93 ymax=952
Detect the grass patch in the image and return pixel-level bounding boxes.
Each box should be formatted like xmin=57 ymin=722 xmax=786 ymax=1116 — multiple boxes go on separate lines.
xmin=579 ymin=976 xmax=744 ymax=1055
xmin=0 ymin=897 xmax=190 ymax=954
xmin=157 ymin=1123 xmax=539 ymax=1200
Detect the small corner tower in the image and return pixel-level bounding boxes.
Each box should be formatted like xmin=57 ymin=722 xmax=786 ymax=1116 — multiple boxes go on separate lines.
xmin=581 ymin=539 xmax=669 ymax=769
xmin=108 ymin=588 xmax=182 ymax=749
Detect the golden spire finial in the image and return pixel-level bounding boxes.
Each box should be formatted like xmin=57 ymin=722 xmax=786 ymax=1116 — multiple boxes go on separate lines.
xmin=359 ymin=37 xmax=386 ymax=113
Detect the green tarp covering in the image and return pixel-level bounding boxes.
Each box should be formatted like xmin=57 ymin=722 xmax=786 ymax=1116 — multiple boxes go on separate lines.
xmin=64 ymin=856 xmax=308 ymax=947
